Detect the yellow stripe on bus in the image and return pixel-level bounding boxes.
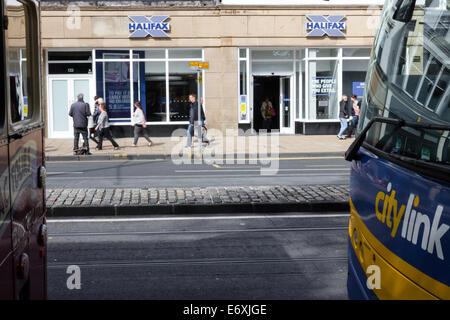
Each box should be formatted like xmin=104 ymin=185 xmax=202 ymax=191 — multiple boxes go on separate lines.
xmin=349 ymin=197 xmax=450 ymax=300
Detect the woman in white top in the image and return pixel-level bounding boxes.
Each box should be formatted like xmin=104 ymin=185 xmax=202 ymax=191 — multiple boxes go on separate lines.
xmin=132 ymin=101 xmax=152 ymax=147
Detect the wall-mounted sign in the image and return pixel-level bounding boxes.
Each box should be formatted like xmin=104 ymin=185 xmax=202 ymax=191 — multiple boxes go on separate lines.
xmin=352 ymin=81 xmax=365 ymax=97
xmin=306 ymin=15 xmax=346 ymax=37
xmin=239 ymin=95 xmax=247 ymax=121
xmin=128 ymin=16 xmax=170 ymax=38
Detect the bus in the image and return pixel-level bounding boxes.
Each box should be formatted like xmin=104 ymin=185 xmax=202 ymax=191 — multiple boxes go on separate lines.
xmin=346 ymin=0 xmax=449 ymax=299
xmin=0 ymin=0 xmax=47 ymax=299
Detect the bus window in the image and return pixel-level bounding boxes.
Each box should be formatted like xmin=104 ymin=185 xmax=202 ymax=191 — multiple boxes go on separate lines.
xmin=6 ymin=0 xmax=31 ymax=123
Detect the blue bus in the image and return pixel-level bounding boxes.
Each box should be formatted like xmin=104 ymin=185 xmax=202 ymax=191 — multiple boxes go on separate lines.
xmin=346 ymin=0 xmax=449 ymax=299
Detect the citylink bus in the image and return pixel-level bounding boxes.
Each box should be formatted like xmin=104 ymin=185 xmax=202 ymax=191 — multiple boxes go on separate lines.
xmin=0 ymin=0 xmax=47 ymax=299
xmin=346 ymin=0 xmax=449 ymax=299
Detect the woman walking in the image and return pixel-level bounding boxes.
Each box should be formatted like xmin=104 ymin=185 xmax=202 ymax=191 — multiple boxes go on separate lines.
xmin=132 ymin=101 xmax=152 ymax=147
xmin=95 ymin=102 xmax=120 ymax=150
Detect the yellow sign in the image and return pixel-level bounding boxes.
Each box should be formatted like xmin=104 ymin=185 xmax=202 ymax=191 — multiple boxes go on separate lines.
xmin=189 ymin=61 xmax=209 ymax=70
xmin=198 ymin=62 xmax=209 ymax=69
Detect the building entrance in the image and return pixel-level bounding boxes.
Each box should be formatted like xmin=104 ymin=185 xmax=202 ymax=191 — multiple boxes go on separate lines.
xmin=253 ymin=76 xmax=280 ymax=132
xmin=253 ymin=75 xmax=293 ymax=133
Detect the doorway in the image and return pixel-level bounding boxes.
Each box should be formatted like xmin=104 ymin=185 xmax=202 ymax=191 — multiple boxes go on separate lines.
xmin=253 ymin=75 xmax=293 ymax=134
xmin=47 ymin=77 xmax=94 ymax=138
xmin=253 ymin=76 xmax=280 ymax=132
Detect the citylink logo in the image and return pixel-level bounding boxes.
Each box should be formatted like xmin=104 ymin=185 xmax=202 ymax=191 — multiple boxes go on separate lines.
xmin=306 ymin=15 xmax=346 ymax=37
xmin=128 ymin=15 xmax=170 ymax=38
xmin=375 ymin=182 xmax=449 ymax=260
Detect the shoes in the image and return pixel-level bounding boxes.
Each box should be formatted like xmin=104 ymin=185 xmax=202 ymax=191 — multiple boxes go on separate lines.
xmin=148 ymin=142 xmax=152 ymax=147
xmin=95 ymin=147 xmax=102 ymax=151
xmin=114 ymin=147 xmax=120 ymax=150
xmin=338 ymin=136 xmax=346 ymax=140
xmin=132 ymin=144 xmax=137 ymax=147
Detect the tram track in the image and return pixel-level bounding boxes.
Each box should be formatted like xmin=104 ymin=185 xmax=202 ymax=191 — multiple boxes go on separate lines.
xmin=48 ymin=225 xmax=348 ymax=238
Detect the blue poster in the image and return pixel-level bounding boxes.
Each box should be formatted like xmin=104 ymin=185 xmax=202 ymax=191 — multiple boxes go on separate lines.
xmin=352 ymin=81 xmax=365 ymax=97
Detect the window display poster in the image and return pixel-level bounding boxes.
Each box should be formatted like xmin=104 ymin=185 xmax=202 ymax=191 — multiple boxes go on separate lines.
xmin=105 ymin=62 xmax=131 ymax=118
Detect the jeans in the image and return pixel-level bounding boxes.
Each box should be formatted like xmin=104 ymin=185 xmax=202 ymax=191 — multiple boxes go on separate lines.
xmin=133 ymin=125 xmax=152 ymax=145
xmin=74 ymin=127 xmax=89 ymax=151
xmin=348 ymin=116 xmax=359 ymax=135
xmin=338 ymin=117 xmax=348 ymax=137
xmin=186 ymin=124 xmax=209 ymax=147
xmin=97 ymin=127 xmax=119 ymax=149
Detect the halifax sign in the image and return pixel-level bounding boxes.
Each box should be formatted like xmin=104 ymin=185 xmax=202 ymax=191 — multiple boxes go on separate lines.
xmin=128 ymin=15 xmax=170 ymax=38
xmin=306 ymin=15 xmax=346 ymax=37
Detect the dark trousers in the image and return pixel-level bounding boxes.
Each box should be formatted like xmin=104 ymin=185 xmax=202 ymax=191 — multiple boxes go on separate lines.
xmin=133 ymin=125 xmax=152 ymax=145
xmin=262 ymin=118 xmax=272 ymax=131
xmin=89 ymin=127 xmax=99 ymax=144
xmin=97 ymin=127 xmax=119 ymax=149
xmin=74 ymin=127 xmax=89 ymax=151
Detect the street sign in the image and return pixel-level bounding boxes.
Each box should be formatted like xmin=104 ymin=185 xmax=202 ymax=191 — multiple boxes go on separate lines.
xmin=189 ymin=61 xmax=209 ymax=70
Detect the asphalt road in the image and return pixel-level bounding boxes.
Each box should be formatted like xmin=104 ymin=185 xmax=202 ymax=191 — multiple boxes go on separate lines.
xmin=46 ymin=157 xmax=351 ymax=188
xmin=47 ymin=211 xmax=350 ymax=300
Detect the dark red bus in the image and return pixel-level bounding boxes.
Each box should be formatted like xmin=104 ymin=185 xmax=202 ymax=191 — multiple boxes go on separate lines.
xmin=0 ymin=0 xmax=46 ymax=299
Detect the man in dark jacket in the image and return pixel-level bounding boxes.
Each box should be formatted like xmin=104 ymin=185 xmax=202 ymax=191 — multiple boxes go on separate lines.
xmin=337 ymin=95 xmax=351 ymax=140
xmin=186 ymin=93 xmax=209 ymax=147
xmin=69 ymin=93 xmax=91 ymax=154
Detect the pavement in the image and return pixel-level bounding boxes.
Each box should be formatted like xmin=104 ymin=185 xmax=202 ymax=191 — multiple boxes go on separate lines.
xmin=45 ymin=134 xmax=354 ymax=161
xmin=45 ymin=135 xmax=353 ymax=217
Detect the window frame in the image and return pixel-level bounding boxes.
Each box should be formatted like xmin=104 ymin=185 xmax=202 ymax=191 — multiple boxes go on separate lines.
xmin=7 ymin=0 xmax=41 ymax=133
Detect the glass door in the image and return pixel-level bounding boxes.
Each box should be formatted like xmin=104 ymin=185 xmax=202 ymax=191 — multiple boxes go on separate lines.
xmin=280 ymin=76 xmax=294 ymax=134
xmin=48 ymin=77 xmax=93 ymax=138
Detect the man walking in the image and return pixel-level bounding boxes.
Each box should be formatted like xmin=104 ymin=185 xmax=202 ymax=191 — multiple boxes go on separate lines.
xmin=337 ymin=95 xmax=351 ymax=140
xmin=69 ymin=93 xmax=91 ymax=154
xmin=186 ymin=93 xmax=209 ymax=148
xmin=347 ymin=94 xmax=361 ymax=138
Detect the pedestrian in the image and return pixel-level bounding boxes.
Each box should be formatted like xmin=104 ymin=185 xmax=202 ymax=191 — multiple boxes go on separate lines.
xmin=132 ymin=101 xmax=152 ymax=147
xmin=95 ymin=102 xmax=120 ymax=150
xmin=347 ymin=94 xmax=361 ymax=137
xmin=88 ymin=96 xmax=102 ymax=144
xmin=69 ymin=93 xmax=91 ymax=155
xmin=337 ymin=95 xmax=351 ymax=140
xmin=260 ymin=97 xmax=274 ymax=132
xmin=186 ymin=93 xmax=209 ymax=148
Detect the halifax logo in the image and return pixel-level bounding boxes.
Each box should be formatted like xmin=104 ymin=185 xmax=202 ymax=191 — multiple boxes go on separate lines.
xmin=128 ymin=16 xmax=170 ymax=38
xmin=306 ymin=15 xmax=346 ymax=37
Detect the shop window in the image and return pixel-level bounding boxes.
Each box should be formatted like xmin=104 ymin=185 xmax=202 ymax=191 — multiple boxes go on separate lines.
xmin=343 ymin=60 xmax=369 ymax=100
xmin=251 ymin=50 xmax=293 ymax=60
xmin=97 ymin=61 xmax=133 ymax=119
xmin=240 ymin=60 xmax=247 ymax=95
xmin=252 ymin=61 xmax=293 ymax=74
xmin=143 ymin=61 xmax=167 ymax=122
xmin=239 ymin=49 xmax=247 ymax=58
xmin=308 ymin=60 xmax=339 ymax=120
xmin=343 ymin=48 xmax=371 ymax=57
xmin=48 ymin=51 xmax=92 ymax=61
xmin=309 ymin=48 xmax=339 ymax=58
xmin=169 ymin=61 xmax=198 ymax=122
xmin=96 ymin=50 xmax=130 ymax=60
xmin=168 ymin=49 xmax=202 ymax=59
xmin=48 ymin=63 xmax=92 ymax=74
xmin=133 ymin=49 xmax=165 ymax=59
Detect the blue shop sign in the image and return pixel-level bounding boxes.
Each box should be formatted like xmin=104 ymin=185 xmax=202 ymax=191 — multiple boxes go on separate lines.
xmin=306 ymin=15 xmax=346 ymax=37
xmin=128 ymin=16 xmax=170 ymax=38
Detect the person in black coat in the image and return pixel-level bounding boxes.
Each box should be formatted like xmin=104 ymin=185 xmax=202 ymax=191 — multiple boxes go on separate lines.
xmin=186 ymin=94 xmax=209 ymax=147
xmin=337 ymin=95 xmax=351 ymax=140
xmin=69 ymin=93 xmax=91 ymax=153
